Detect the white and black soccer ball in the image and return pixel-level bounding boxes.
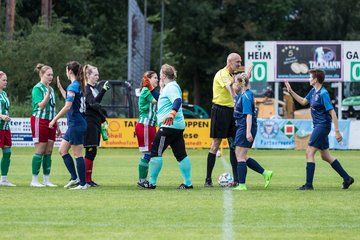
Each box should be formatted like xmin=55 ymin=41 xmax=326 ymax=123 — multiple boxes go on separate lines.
xmin=218 ymin=172 xmax=234 ymax=187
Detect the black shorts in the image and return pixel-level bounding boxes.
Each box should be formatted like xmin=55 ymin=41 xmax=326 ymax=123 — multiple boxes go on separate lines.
xmin=150 ymin=127 xmax=187 ymax=161
xmin=84 ymin=120 xmax=101 ymax=147
xmin=210 ymin=104 xmax=236 ymax=138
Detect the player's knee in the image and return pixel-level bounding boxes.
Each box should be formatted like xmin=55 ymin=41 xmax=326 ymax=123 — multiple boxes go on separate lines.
xmin=175 ymin=153 xmax=187 ymax=162
xmin=85 ymin=147 xmax=97 ymax=160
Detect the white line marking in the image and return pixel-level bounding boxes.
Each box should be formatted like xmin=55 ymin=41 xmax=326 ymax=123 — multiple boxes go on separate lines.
xmin=221 ymin=155 xmax=234 ymax=240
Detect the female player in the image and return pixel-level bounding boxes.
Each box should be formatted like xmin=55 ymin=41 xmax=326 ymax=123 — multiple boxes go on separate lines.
xmin=139 ymin=64 xmax=192 ymax=189
xmin=30 ymin=64 xmax=61 ymax=187
xmin=0 ymin=71 xmax=15 ymax=187
xmin=135 ymin=71 xmax=158 ymax=187
xmin=83 ymin=64 xmax=110 ymax=187
xmin=285 ymin=69 xmax=354 ymax=190
xmin=49 ymin=61 xmax=88 ymax=190
xmin=233 ymin=73 xmax=273 ymax=191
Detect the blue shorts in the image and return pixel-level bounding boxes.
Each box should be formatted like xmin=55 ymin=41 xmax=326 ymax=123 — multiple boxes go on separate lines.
xmin=234 ymin=127 xmax=257 ymax=148
xmin=309 ymin=126 xmax=330 ymax=150
xmin=63 ymin=125 xmax=87 ymax=145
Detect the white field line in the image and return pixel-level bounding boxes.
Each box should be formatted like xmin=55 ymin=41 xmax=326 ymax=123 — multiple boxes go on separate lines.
xmin=220 ymin=156 xmax=234 ymax=240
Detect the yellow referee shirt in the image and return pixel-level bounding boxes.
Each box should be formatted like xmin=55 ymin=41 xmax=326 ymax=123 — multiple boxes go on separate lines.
xmin=212 ymin=67 xmax=234 ymax=107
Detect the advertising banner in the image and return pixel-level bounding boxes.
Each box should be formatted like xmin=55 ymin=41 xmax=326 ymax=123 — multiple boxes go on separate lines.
xmin=245 ymin=41 xmax=276 ymax=82
xmin=275 ymin=42 xmax=342 ymax=81
xmin=255 ymin=119 xmax=350 ymax=149
xmin=343 ymin=41 xmax=360 ymax=82
xmin=100 ymin=118 xmax=222 ymax=148
xmin=10 ymin=118 xmax=67 ymax=147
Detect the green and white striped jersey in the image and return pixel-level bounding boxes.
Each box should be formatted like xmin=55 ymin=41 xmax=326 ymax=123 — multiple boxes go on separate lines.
xmin=138 ymin=87 xmax=157 ymax=126
xmin=32 ymin=82 xmax=56 ymax=120
xmin=0 ymin=91 xmax=10 ymax=130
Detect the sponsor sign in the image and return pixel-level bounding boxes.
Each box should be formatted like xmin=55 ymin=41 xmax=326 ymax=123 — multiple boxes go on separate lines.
xmin=343 ymin=41 xmax=360 ymax=82
xmin=276 ymin=42 xmax=342 ymax=81
xmin=245 ymin=41 xmax=276 ymax=82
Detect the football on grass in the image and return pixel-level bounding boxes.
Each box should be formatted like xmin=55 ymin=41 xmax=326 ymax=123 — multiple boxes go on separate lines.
xmin=218 ymin=172 xmax=234 ymax=187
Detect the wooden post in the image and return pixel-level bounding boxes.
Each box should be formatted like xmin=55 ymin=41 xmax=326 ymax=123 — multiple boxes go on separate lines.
xmin=5 ymin=0 xmax=16 ymax=40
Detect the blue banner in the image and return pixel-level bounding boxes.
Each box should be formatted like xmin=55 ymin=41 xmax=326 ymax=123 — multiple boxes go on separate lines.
xmin=254 ymin=119 xmax=350 ymax=149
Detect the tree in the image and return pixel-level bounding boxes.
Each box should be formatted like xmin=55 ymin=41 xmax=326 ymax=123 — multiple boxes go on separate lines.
xmin=0 ymin=19 xmax=93 ymax=116
xmin=5 ymin=0 xmax=16 ymax=40
xmin=41 ymin=0 xmax=52 ymax=28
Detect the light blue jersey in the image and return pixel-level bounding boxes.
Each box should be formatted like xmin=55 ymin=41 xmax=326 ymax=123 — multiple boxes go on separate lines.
xmin=157 ymin=81 xmax=185 ymax=130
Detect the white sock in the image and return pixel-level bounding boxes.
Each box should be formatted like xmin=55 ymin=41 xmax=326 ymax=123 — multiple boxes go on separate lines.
xmin=32 ymin=175 xmax=39 ymax=183
xmin=44 ymin=175 xmax=49 ymax=183
xmin=1 ymin=176 xmax=7 ymax=182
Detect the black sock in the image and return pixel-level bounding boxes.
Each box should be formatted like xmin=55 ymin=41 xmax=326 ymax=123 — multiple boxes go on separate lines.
xmin=306 ymin=162 xmax=315 ymax=187
xmin=206 ymin=152 xmax=216 ymax=179
xmin=331 ymin=159 xmax=350 ymax=182
xmin=237 ymin=162 xmax=247 ymax=184
xmin=229 ymin=150 xmax=238 ymax=182
xmin=246 ymin=157 xmax=265 ymax=174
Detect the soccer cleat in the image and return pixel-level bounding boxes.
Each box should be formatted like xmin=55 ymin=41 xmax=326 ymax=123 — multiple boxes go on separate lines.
xmin=342 ymin=176 xmax=354 ymax=189
xmin=138 ymin=180 xmax=156 ymax=189
xmin=30 ymin=182 xmax=45 ymax=188
xmin=204 ymin=178 xmax=213 ymax=188
xmin=263 ymin=170 xmax=273 ymax=188
xmin=69 ymin=184 xmax=88 ymax=190
xmin=43 ymin=181 xmax=58 ymax=187
xmin=233 ymin=184 xmax=247 ymax=191
xmin=0 ymin=180 xmax=16 ymax=187
xmin=297 ymin=184 xmax=314 ymax=190
xmin=86 ymin=181 xmax=99 ymax=187
xmin=178 ymin=183 xmax=193 ymax=189
xmin=63 ymin=178 xmax=80 ymax=189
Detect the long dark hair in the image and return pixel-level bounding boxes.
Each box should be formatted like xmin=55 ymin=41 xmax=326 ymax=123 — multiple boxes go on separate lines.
xmin=67 ymin=61 xmax=85 ymax=93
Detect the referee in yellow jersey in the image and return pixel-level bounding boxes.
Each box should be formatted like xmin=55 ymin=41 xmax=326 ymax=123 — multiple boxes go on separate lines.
xmin=204 ymin=53 xmax=242 ymax=187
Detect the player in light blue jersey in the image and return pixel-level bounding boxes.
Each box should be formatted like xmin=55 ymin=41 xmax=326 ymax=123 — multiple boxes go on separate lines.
xmin=138 ymin=64 xmax=192 ymax=189
xmin=285 ymin=69 xmax=354 ymax=190
xmin=49 ymin=61 xmax=88 ymax=190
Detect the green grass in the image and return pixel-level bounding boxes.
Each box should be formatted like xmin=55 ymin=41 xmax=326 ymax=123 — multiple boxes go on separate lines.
xmin=1 ymin=148 xmax=360 ymax=239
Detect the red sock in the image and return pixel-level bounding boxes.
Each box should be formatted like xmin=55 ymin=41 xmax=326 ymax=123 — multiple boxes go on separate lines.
xmin=85 ymin=157 xmax=94 ymax=183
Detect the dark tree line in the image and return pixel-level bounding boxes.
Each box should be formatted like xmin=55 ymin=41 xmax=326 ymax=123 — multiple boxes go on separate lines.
xmin=1 ymin=0 xmax=360 ymax=114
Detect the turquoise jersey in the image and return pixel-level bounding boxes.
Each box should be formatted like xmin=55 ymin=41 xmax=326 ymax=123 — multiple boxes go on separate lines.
xmin=157 ymin=81 xmax=185 ymax=130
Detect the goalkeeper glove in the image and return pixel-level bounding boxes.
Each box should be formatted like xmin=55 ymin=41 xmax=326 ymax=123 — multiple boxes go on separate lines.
xmin=103 ymin=81 xmax=111 ymax=91
xmin=162 ymin=110 xmax=177 ymax=126
xmin=143 ymin=74 xmax=154 ymax=91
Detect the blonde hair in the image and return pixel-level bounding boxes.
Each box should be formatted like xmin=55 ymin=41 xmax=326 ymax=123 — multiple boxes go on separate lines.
xmin=35 ymin=63 xmax=52 ymax=78
xmin=161 ymin=64 xmax=177 ymax=80
xmin=83 ymin=64 xmax=98 ymax=83
xmin=235 ymin=73 xmax=249 ymax=87
xmin=0 ymin=71 xmax=6 ymax=81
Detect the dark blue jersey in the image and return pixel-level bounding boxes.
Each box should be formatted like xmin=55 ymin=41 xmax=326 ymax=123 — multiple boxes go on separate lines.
xmin=234 ymin=89 xmax=257 ymax=131
xmin=66 ymin=80 xmax=86 ymax=127
xmin=305 ymin=86 xmax=333 ymax=129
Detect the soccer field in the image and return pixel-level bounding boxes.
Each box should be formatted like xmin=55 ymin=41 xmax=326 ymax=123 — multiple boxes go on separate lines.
xmin=1 ymin=148 xmax=359 ymax=239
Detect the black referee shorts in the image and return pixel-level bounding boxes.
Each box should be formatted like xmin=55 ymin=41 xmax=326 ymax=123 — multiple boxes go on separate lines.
xmin=150 ymin=127 xmax=187 ymax=161
xmin=210 ymin=104 xmax=235 ymax=139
